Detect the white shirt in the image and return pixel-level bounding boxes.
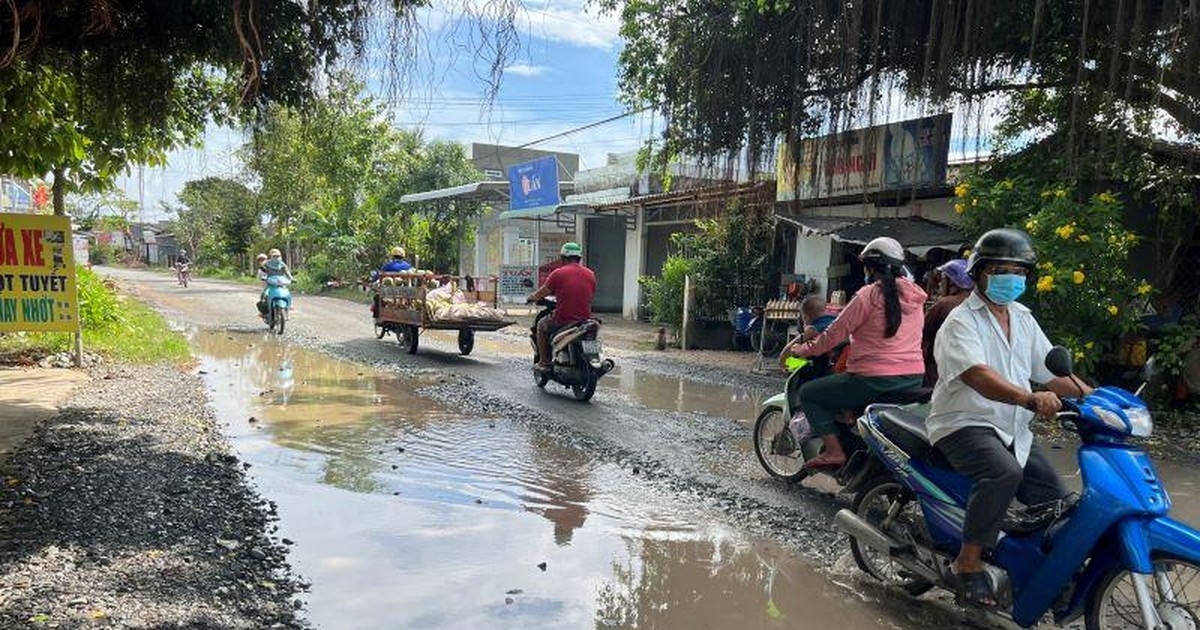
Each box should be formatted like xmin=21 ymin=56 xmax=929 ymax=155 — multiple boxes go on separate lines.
xmin=926 ymin=291 xmax=1055 ymax=466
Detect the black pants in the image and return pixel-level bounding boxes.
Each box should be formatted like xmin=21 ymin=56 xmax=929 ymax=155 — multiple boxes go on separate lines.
xmin=935 ymin=427 xmax=1066 ymax=548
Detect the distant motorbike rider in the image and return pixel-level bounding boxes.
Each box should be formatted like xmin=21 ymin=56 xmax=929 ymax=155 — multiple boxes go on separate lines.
xmin=380 ymin=246 xmax=413 ymax=273
xmin=526 ymin=242 xmax=596 ymax=372
xmin=927 ymin=228 xmax=1091 ymax=608
xmin=257 ymin=249 xmax=293 ymax=318
xmin=175 ymin=249 xmax=192 ymax=284
xmin=781 ymin=237 xmax=926 ymax=469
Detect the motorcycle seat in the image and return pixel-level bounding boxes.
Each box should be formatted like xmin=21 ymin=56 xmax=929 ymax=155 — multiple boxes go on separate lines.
xmin=874 ymin=408 xmax=952 ymax=469
xmin=551 ymin=320 xmax=598 ymax=346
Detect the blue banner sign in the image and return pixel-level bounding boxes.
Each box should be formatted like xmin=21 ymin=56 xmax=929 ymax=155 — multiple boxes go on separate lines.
xmin=508 ymin=156 xmax=560 ymax=212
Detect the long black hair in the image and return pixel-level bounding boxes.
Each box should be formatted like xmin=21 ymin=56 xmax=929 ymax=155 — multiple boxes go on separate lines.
xmin=866 ymin=260 xmax=903 ymax=338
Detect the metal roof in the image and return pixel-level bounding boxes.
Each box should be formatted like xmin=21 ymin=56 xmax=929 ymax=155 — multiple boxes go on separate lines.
xmin=778 ymin=215 xmax=965 ymax=255
xmin=398 ymin=180 xmax=577 ymax=205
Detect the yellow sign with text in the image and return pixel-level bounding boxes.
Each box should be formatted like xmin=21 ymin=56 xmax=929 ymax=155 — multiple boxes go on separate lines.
xmin=0 ymin=213 xmax=78 ymax=333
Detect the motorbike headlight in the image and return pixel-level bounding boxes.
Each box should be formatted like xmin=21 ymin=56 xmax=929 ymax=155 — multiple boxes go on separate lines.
xmin=1125 ymin=407 xmax=1154 ymax=437
xmin=1090 ymin=405 xmax=1128 ymax=434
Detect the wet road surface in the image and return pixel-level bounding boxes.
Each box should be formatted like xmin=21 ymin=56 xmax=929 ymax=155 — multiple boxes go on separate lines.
xmin=103 ymin=268 xmax=1200 ymax=629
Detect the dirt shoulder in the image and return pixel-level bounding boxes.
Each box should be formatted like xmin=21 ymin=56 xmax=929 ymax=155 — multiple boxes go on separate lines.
xmin=0 ymin=363 xmax=309 ymax=629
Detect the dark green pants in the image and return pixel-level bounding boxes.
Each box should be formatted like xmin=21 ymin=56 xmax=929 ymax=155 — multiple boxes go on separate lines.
xmin=796 ymin=373 xmax=923 ymax=436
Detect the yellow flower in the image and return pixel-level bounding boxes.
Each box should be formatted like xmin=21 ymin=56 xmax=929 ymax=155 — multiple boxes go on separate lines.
xmin=1054 ymin=189 xmax=1068 ymax=199
xmin=954 ymin=202 xmax=965 ymax=214
xmin=1037 ymin=276 xmax=1055 ymax=293
xmin=1085 ymin=341 xmax=1095 ymax=349
xmin=1108 ymin=235 xmax=1118 ymax=245
xmin=1097 ymin=191 xmax=1117 ymax=204
xmin=1107 ymin=305 xmax=1119 ymax=316
xmin=1125 ymin=233 xmax=1138 ymax=243
xmin=1073 ymin=270 xmax=1085 ymax=284
xmin=955 ymin=183 xmax=969 ymax=198
xmin=1001 ymin=179 xmax=1015 ymax=190
xmin=1136 ymin=282 xmax=1153 ymax=296
xmin=971 ymin=198 xmax=978 ymax=206
xmin=1078 ymin=234 xmax=1090 ymax=242
xmin=1055 ymin=224 xmax=1076 ymax=239
xmin=1025 ymin=219 xmax=1038 ymax=231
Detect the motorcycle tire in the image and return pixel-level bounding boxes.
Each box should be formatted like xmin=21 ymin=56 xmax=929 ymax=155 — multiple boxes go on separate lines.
xmin=458 ymin=330 xmax=475 ymax=356
xmin=272 ymin=307 xmax=286 ymax=335
xmin=571 ymin=370 xmax=597 ymax=402
xmin=404 ymin=325 xmax=420 ymax=354
xmin=374 ymin=322 xmax=386 ymax=339
xmin=752 ymin=407 xmax=808 ymax=482
xmin=849 ymin=476 xmax=934 ymax=596
xmin=1085 ymin=554 xmax=1200 ymax=630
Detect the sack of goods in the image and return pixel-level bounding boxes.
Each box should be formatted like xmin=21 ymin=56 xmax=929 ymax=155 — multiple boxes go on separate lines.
xmin=426 ymin=283 xmax=504 ymax=322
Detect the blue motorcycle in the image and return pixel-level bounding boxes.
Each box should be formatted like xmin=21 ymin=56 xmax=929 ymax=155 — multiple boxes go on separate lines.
xmin=263 ymin=276 xmax=292 ymax=335
xmin=837 ymin=347 xmax=1200 ymax=629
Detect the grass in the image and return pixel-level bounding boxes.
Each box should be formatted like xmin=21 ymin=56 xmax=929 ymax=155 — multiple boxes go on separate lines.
xmin=0 ymin=298 xmax=191 ymax=366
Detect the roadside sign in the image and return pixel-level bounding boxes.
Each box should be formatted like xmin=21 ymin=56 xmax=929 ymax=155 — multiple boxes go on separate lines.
xmin=0 ymin=213 xmax=79 ymax=333
xmin=498 ymin=265 xmax=537 ymax=303
xmin=507 ymin=156 xmax=560 ymax=212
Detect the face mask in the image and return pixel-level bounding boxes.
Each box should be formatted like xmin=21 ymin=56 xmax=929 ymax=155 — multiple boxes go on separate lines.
xmin=985 ymin=274 xmax=1025 ymax=304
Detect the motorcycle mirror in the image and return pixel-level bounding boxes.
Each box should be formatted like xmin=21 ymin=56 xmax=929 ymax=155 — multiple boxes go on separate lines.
xmin=1140 ymin=355 xmax=1159 ymax=383
xmin=1045 ymin=346 xmax=1074 ymax=378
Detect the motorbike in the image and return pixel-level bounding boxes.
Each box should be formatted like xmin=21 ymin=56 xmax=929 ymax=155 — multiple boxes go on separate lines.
xmin=530 ymin=298 xmax=615 ymax=402
xmin=836 ymin=348 xmax=1200 ymax=629
xmin=262 ymin=276 xmax=292 ymax=335
xmin=176 ymin=262 xmax=191 ymax=288
xmin=752 ymin=355 xmax=930 ymax=485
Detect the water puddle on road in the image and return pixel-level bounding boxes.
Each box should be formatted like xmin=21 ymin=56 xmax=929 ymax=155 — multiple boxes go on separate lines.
xmin=599 ymin=365 xmax=768 ymax=421
xmin=189 ymin=330 xmax=910 ymax=630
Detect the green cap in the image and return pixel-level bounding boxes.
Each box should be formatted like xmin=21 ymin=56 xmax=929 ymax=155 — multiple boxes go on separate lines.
xmin=561 ymin=242 xmax=583 ymax=257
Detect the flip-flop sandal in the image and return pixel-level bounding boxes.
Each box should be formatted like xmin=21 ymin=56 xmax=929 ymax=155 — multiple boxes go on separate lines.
xmin=953 ymin=570 xmax=998 ymax=608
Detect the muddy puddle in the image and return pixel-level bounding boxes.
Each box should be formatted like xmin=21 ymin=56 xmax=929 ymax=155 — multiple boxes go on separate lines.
xmin=600 ymin=365 xmax=768 ymax=420
xmin=190 ymin=330 xmax=916 ymax=630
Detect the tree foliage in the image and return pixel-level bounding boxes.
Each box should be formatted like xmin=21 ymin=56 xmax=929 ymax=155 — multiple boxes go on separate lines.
xmin=241 ymin=78 xmax=482 ymax=282
xmin=172 ymin=177 xmax=261 ymax=265
xmin=603 ymin=0 xmax=1200 ymax=170
xmin=0 ymin=1 xmax=522 ymax=211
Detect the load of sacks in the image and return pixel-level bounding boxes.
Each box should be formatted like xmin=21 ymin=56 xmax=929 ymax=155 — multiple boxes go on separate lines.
xmin=425 ymin=281 xmax=505 ymax=322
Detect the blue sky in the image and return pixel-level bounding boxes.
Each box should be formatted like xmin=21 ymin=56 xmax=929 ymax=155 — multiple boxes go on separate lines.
xmin=120 ymin=1 xmax=652 ymax=219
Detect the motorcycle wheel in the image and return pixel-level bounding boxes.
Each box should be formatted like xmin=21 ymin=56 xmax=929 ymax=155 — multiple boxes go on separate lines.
xmin=752 ymin=408 xmax=807 ymax=482
xmin=1086 ymin=555 xmax=1200 ymax=630
xmin=403 ymin=325 xmax=420 ymax=354
xmin=458 ymin=330 xmax=475 ymax=355
xmin=849 ymin=477 xmax=934 ymax=596
xmin=570 ymin=365 xmax=596 ymax=402
xmin=374 ymin=322 xmax=386 ymax=339
xmin=272 ymin=307 xmax=286 ymax=335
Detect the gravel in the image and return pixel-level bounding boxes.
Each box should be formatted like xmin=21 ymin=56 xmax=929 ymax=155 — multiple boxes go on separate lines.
xmin=0 ymin=364 xmax=309 ymax=630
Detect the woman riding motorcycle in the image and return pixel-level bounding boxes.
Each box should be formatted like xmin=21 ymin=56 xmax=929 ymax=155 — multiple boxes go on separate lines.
xmin=781 ymin=237 xmax=926 ymax=468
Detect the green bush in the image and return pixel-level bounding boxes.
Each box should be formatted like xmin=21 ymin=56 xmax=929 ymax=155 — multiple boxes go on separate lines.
xmin=957 ymin=178 xmax=1147 ymax=374
xmin=76 ymin=266 xmax=122 ymax=329
xmin=640 ymin=256 xmax=694 ymax=333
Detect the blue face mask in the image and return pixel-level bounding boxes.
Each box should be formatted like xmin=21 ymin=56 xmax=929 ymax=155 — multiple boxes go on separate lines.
xmin=985 ymin=274 xmax=1026 ymax=304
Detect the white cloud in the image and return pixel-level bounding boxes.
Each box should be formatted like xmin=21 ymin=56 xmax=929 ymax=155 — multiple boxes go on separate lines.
xmin=504 ymin=63 xmax=551 ymax=78
xmin=419 ymin=0 xmax=622 ymax=51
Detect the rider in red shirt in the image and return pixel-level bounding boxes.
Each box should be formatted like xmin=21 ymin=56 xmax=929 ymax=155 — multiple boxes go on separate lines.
xmin=527 ymin=242 xmax=596 ymax=371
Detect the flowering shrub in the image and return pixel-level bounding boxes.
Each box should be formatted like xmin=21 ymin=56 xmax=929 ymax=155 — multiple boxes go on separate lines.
xmin=956 ymin=177 xmax=1148 ymax=374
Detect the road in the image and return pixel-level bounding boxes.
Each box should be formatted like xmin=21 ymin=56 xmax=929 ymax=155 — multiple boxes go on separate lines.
xmin=106 ymin=266 xmax=1158 ymax=630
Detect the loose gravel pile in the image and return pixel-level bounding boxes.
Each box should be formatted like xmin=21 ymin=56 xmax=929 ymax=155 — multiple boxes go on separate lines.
xmin=0 ymin=365 xmax=308 ymax=629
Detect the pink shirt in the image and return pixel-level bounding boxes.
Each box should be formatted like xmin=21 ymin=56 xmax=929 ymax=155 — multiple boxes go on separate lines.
xmin=797 ymin=279 xmax=927 ymax=377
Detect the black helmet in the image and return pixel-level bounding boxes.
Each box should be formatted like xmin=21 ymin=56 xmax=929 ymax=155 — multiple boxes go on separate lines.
xmin=966 ymin=228 xmax=1036 ymax=277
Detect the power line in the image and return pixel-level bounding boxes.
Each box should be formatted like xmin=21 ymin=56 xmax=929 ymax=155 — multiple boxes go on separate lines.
xmin=516 ymin=105 xmax=656 ymax=149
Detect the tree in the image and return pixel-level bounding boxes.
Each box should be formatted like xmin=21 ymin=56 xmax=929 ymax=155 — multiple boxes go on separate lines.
xmin=0 ymin=1 xmax=523 ymax=213
xmin=174 ymin=177 xmax=261 ymax=265
xmin=601 ymin=1 xmax=1200 ymax=170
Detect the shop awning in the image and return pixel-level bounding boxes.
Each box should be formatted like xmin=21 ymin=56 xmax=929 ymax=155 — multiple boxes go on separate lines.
xmin=778 ymin=215 xmax=965 ymax=257
xmin=496 ymin=186 xmax=627 ymax=221
xmin=398 ymin=181 xmax=510 ymax=204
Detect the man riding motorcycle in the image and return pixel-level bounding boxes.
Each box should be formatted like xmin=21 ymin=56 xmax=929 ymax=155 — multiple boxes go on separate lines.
xmin=928 ymin=228 xmax=1093 ymax=607
xmin=526 ymin=242 xmax=595 ymax=373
